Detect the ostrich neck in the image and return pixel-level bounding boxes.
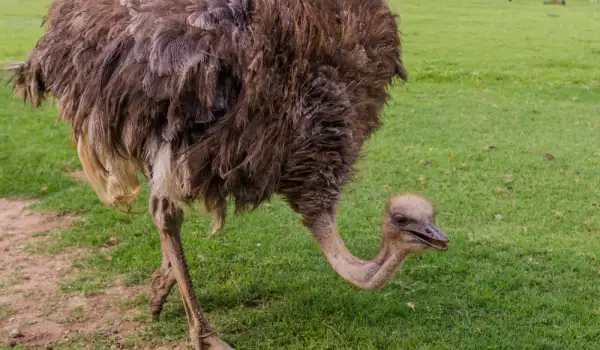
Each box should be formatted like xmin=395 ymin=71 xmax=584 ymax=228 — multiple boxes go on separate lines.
xmin=310 ymin=214 xmax=409 ymax=290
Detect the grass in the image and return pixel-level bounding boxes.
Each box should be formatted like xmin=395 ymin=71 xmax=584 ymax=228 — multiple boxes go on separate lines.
xmin=0 ymin=273 xmax=24 ymax=290
xmin=1 ymin=0 xmax=600 ymax=349
xmin=0 ymin=304 xmax=15 ymax=322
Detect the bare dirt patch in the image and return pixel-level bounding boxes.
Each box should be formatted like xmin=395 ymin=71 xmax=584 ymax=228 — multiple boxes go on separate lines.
xmin=0 ymin=199 xmax=158 ymax=348
xmin=0 ymin=199 xmax=77 ymax=235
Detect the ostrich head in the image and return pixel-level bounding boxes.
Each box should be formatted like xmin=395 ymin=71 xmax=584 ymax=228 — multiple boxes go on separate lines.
xmin=383 ymin=193 xmax=449 ymax=253
xmin=311 ymin=193 xmax=449 ymax=290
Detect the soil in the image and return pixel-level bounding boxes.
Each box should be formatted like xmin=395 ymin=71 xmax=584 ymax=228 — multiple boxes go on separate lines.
xmin=0 ymin=199 xmax=188 ymax=349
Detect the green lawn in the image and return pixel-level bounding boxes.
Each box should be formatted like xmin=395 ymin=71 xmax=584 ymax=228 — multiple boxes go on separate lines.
xmin=1 ymin=0 xmax=600 ymax=349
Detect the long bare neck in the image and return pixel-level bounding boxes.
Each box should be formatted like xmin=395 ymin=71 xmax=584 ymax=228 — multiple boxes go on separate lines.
xmin=310 ymin=214 xmax=409 ymax=290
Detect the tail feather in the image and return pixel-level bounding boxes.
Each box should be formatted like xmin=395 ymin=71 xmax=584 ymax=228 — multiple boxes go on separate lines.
xmin=3 ymin=62 xmax=24 ymax=70
xmin=9 ymin=56 xmax=47 ymax=108
xmin=10 ymin=52 xmax=142 ymax=209
xmin=77 ymin=124 xmax=142 ymax=208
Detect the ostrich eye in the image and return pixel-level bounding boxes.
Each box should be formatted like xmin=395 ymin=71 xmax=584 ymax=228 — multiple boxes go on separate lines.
xmin=392 ymin=213 xmax=408 ymax=225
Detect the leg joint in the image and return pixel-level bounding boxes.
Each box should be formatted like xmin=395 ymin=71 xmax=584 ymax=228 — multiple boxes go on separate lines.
xmin=150 ymin=196 xmax=184 ymax=232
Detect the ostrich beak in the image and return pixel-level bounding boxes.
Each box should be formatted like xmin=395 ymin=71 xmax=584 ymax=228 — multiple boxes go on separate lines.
xmin=405 ymin=221 xmax=450 ymax=251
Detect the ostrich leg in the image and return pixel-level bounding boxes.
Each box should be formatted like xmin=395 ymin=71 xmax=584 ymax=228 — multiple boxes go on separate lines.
xmin=149 ymin=243 xmax=176 ymax=321
xmin=146 ymin=163 xmax=176 ymax=321
xmin=149 ymin=195 xmax=233 ymax=350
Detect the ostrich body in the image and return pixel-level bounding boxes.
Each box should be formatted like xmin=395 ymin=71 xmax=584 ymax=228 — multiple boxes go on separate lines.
xmin=11 ymin=0 xmax=450 ymax=348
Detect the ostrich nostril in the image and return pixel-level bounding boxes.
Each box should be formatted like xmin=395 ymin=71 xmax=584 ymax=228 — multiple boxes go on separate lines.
xmin=425 ymin=228 xmax=432 ymax=234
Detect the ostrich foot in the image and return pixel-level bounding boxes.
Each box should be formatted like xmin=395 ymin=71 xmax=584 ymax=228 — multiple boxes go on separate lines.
xmin=195 ymin=334 xmax=235 ymax=350
xmin=149 ymin=264 xmax=176 ymax=321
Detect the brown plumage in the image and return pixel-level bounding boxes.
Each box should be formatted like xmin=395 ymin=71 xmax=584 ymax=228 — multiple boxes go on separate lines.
xmin=9 ymin=1 xmax=438 ymax=349
xmin=14 ymin=0 xmax=406 ymax=221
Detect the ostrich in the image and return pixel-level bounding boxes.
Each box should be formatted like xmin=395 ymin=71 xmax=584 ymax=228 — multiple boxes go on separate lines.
xmin=10 ymin=0 xmax=450 ymax=348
